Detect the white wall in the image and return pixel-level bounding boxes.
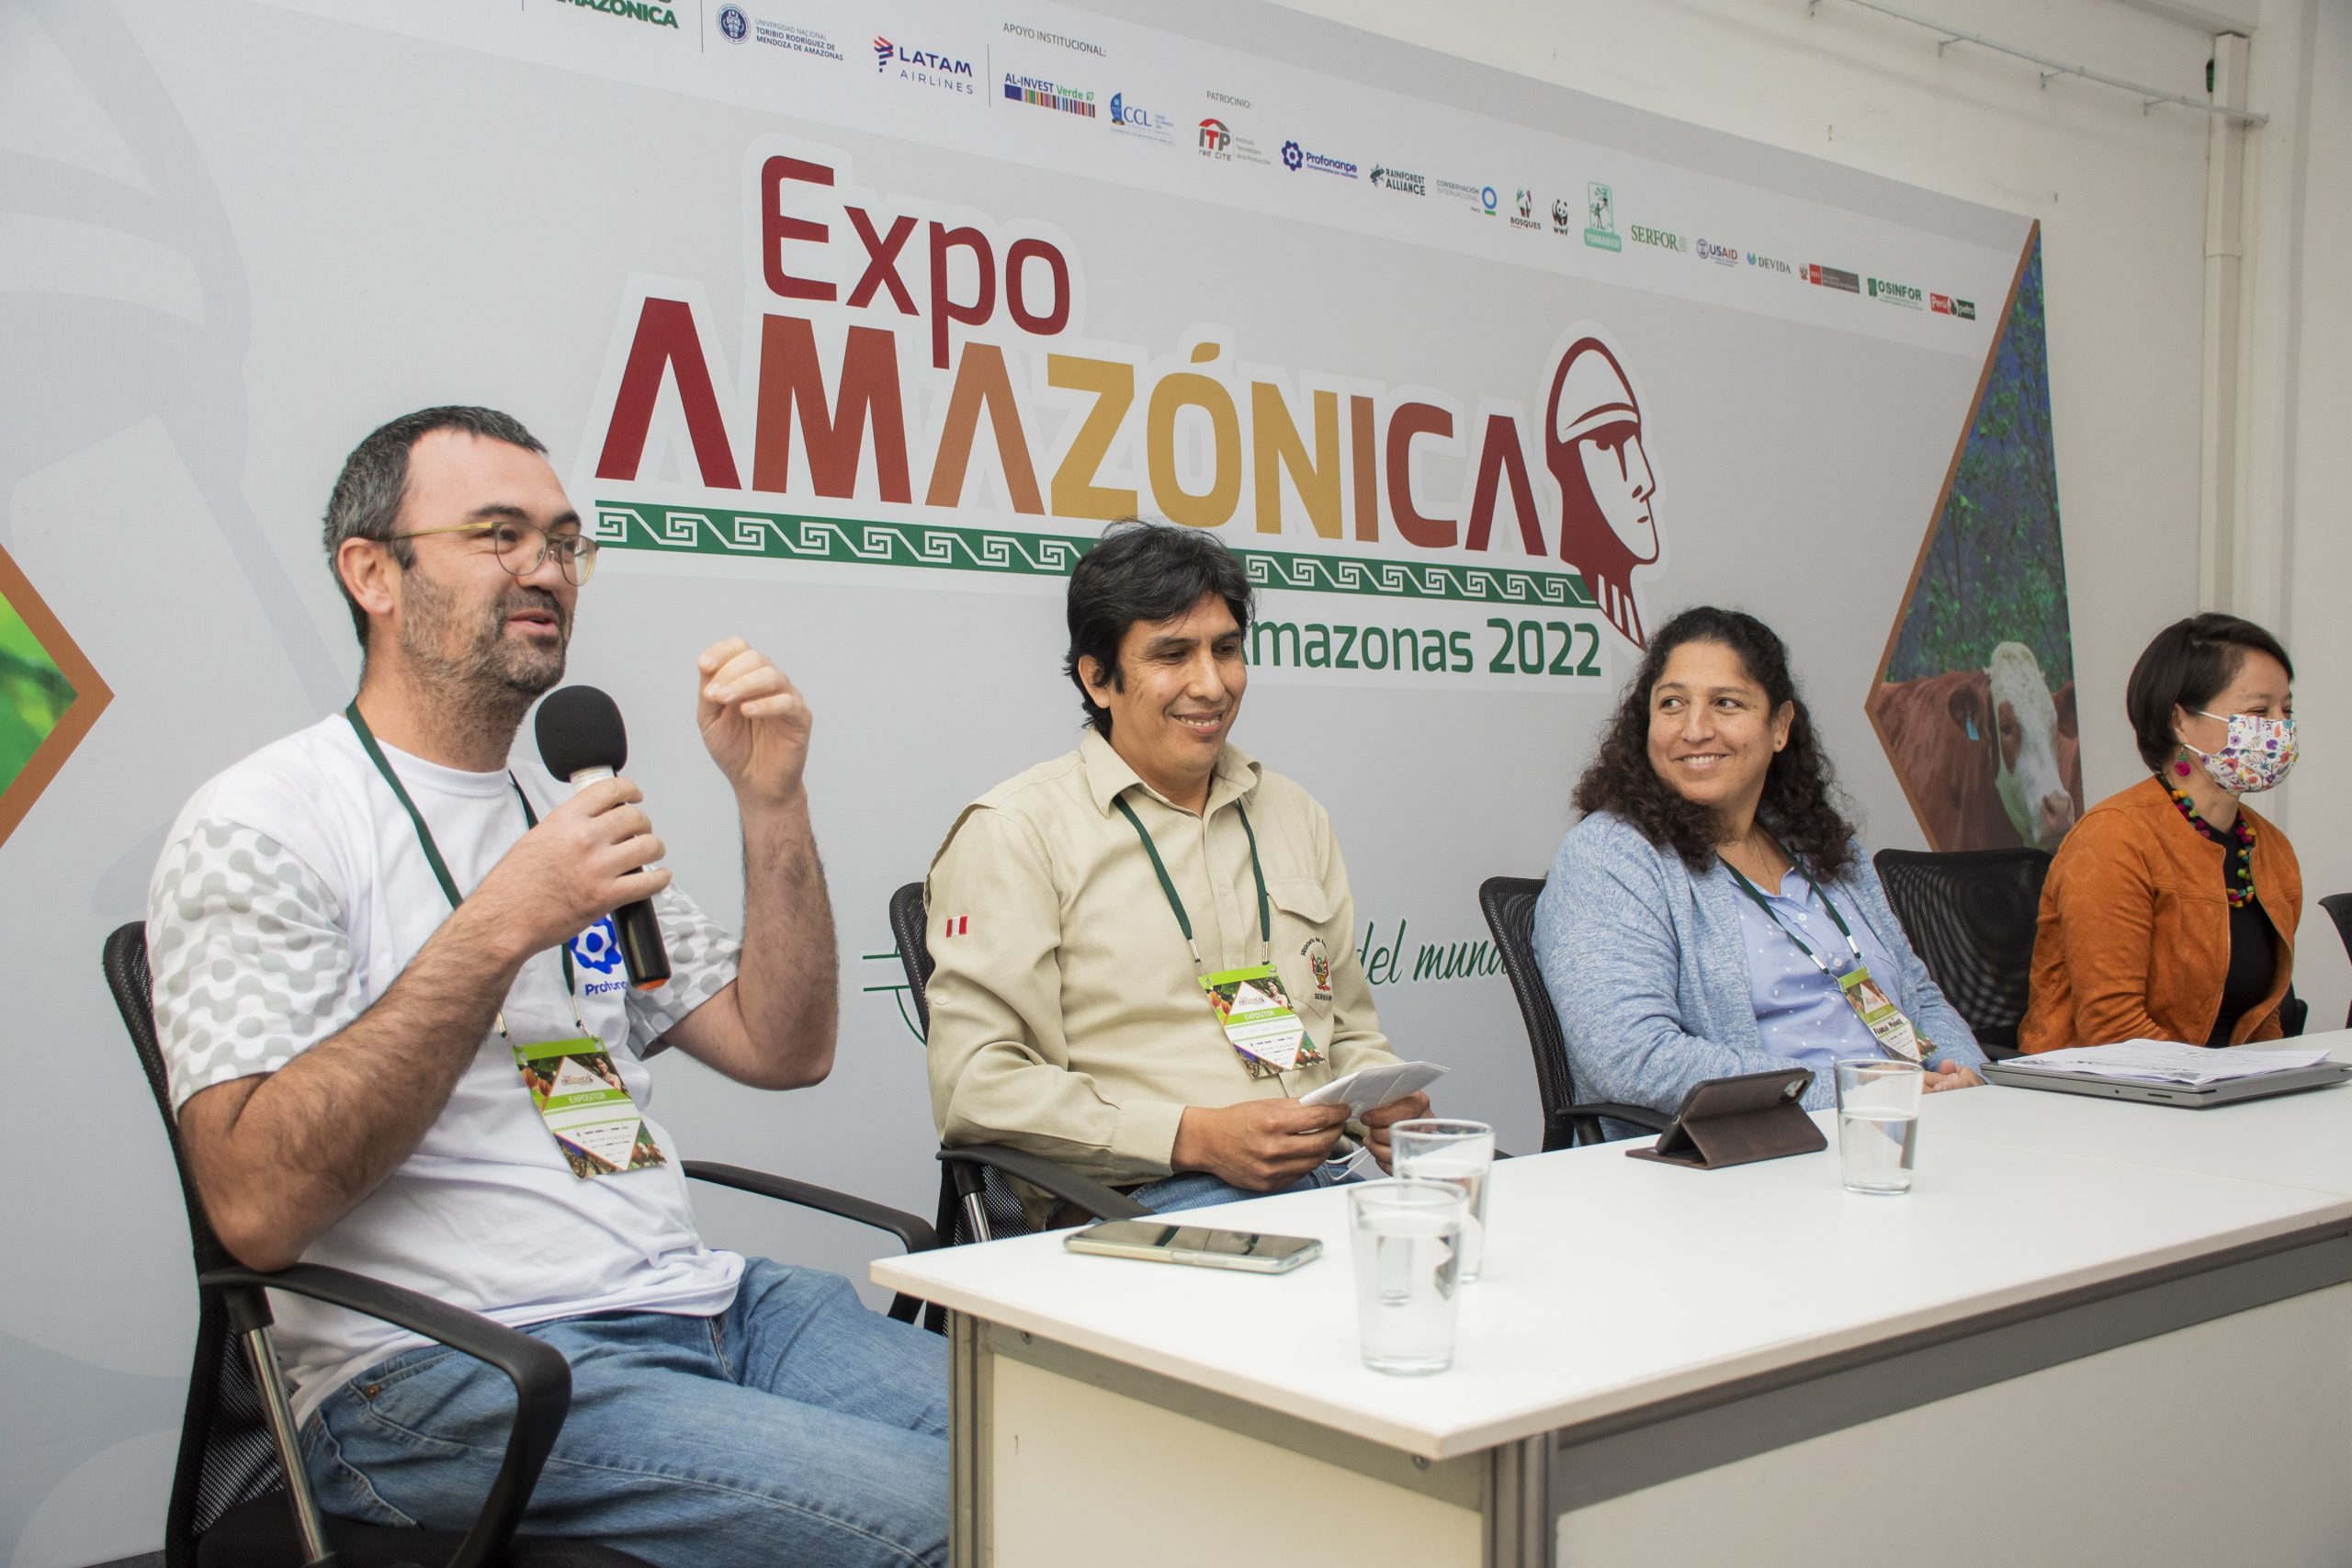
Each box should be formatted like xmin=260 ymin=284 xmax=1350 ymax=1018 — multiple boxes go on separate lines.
xmin=1287 ymin=0 xmax=2346 ymax=1022
xmin=2271 ymin=0 xmax=2352 ymax=1029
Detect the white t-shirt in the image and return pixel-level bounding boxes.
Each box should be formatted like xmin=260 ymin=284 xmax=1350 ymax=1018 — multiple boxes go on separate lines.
xmin=147 ymin=714 xmax=745 ymax=1425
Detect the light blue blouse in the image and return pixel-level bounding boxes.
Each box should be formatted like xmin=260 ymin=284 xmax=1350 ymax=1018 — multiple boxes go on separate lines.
xmin=1734 ymin=868 xmax=1907 ymax=1081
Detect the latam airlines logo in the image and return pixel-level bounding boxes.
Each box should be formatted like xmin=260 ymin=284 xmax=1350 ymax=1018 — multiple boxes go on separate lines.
xmin=873 ymin=36 xmax=977 ymax=93
xmin=1695 ymin=238 xmax=1738 ymax=266
xmin=1868 ymin=276 xmax=1925 ymax=310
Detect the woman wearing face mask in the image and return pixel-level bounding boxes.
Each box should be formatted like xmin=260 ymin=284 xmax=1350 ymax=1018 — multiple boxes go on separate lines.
xmin=2022 ymin=614 xmax=2300 ymax=1050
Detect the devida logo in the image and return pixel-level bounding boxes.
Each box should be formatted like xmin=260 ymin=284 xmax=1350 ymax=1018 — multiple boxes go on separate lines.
xmin=1545 ymin=334 xmax=1659 ymax=648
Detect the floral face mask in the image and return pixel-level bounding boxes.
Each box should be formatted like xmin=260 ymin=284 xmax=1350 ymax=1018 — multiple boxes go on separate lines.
xmin=2181 ymin=711 xmax=2298 ymax=795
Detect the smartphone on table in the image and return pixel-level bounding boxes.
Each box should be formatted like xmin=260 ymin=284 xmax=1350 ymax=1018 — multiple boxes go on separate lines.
xmin=1064 ymin=1219 xmax=1322 ymax=1273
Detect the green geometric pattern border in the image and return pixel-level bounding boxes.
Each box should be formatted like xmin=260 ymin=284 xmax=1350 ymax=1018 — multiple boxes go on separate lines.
xmin=594 ymin=501 xmax=1593 ymax=608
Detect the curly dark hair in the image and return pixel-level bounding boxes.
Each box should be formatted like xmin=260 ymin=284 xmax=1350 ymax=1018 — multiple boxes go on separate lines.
xmin=1571 ymin=605 xmax=1859 ymax=879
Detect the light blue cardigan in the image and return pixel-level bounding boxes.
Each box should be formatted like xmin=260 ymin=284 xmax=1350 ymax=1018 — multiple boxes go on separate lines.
xmin=1532 ymin=810 xmax=1985 ymax=1128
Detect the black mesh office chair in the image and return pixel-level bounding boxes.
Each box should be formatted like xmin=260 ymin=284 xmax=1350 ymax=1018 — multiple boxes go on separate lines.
xmin=105 ymin=919 xmax=936 ymax=1568
xmin=1871 ymin=848 xmax=2051 ymax=1059
xmin=2322 ymin=895 xmax=2352 ymax=1032
xmin=1476 ymin=876 xmax=1671 ymax=1150
xmin=886 ymin=883 xmax=1147 ymax=1276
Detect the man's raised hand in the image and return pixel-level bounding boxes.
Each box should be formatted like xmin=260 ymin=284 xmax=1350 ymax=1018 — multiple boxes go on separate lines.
xmin=697 ymin=637 xmax=813 ymax=808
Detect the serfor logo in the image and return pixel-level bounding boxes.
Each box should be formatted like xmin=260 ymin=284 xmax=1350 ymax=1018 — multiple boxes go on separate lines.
xmin=718 ymin=5 xmax=747 ymax=42
xmin=1280 ymin=139 xmax=1304 ymax=170
xmin=1583 ymin=181 xmax=1620 ymax=251
xmin=1629 ymin=224 xmax=1684 ymax=254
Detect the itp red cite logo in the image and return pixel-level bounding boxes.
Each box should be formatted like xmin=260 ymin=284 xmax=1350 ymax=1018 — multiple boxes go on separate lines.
xmin=1544 ymin=335 xmax=1659 ymax=648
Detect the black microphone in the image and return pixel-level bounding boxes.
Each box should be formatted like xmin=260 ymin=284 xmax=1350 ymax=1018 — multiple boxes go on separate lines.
xmin=536 ymin=685 xmax=673 ymax=991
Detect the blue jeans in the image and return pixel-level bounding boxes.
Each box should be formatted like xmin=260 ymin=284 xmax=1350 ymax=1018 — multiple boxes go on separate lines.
xmin=300 ymin=1259 xmax=949 ymax=1568
xmin=1131 ymin=1158 xmax=1363 ymax=1213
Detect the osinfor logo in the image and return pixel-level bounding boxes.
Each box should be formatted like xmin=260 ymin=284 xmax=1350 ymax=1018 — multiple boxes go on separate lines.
xmin=1867 ymin=276 xmax=1924 ymax=309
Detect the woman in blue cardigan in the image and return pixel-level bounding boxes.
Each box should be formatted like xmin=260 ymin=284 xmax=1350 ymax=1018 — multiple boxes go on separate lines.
xmin=1534 ymin=606 xmax=1985 ymax=1130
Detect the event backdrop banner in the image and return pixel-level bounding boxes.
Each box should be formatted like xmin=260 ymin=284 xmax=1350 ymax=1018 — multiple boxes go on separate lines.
xmin=0 ymin=1 xmax=2060 ymax=1560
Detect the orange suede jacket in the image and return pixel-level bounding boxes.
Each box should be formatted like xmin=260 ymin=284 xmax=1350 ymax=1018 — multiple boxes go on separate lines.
xmin=2021 ymin=775 xmax=2300 ymax=1052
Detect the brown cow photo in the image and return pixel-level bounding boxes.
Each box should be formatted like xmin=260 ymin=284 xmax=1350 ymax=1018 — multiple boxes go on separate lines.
xmin=1869 ymin=641 xmax=2082 ymax=852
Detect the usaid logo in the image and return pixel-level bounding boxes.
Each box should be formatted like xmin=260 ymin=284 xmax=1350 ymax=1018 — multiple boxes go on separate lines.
xmin=1696 ymin=238 xmax=1739 ymax=266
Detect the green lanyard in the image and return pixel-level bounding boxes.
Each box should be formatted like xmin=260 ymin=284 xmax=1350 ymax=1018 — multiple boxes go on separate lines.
xmin=1723 ymin=854 xmax=1866 ymax=982
xmin=1113 ymin=793 xmax=1272 ymax=975
xmin=344 ymin=702 xmax=582 ymax=1037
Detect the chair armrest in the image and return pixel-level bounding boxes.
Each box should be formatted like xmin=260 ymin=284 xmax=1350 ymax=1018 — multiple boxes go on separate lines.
xmin=683 ymin=1161 xmax=939 ymax=1256
xmin=1545 ymin=1101 xmax=1673 ymax=1150
xmin=938 ymin=1145 xmax=1151 ymax=1222
xmin=201 ymin=1262 xmax=564 ymax=1568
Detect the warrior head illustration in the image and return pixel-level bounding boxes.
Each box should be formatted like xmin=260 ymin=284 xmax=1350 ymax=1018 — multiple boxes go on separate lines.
xmin=1545 ymin=336 xmax=1657 ymax=647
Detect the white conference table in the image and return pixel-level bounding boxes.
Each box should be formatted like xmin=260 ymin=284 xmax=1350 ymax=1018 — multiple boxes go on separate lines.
xmin=876 ymin=1032 xmax=2352 ymax=1567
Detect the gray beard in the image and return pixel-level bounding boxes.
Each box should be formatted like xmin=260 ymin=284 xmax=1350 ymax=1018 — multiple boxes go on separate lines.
xmin=397 ymin=568 xmax=570 ymax=763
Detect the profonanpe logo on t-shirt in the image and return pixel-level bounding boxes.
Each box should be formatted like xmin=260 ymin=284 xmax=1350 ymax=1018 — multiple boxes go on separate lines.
xmin=571 ymin=916 xmax=632 ymax=997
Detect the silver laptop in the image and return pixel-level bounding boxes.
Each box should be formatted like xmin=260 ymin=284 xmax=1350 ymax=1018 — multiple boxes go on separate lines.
xmin=1982 ymin=1057 xmax=2352 ymax=1108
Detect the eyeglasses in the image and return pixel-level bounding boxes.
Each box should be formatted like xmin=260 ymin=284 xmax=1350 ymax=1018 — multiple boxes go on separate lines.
xmin=388 ymin=518 xmax=600 ymax=586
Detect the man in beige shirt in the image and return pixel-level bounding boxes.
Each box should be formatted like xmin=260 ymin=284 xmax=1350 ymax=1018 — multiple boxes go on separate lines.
xmin=925 ymin=522 xmax=1430 ymax=1216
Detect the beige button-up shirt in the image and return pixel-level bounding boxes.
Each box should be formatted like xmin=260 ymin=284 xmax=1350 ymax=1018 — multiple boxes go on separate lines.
xmin=924 ymin=730 xmax=1397 ymax=1195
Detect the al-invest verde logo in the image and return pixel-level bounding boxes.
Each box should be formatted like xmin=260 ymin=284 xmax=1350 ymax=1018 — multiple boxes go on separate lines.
xmin=578 ymin=140 xmax=1677 ymax=660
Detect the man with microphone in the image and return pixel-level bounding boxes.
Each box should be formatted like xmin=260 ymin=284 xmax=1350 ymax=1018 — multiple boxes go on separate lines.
xmin=146 ymin=407 xmax=944 ymax=1567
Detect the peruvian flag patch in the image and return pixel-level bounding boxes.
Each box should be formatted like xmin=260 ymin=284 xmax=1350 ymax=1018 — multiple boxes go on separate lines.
xmin=943 ymin=915 xmax=970 ymax=938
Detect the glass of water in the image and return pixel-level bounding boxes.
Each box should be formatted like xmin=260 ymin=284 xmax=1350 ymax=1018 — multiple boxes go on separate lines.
xmin=1389 ymin=1119 xmax=1495 ymax=1282
xmin=1835 ymin=1057 xmax=1924 ymax=1195
xmin=1349 ymin=1179 xmax=1467 ymax=1375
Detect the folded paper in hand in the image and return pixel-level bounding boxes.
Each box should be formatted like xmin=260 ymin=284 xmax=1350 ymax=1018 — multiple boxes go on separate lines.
xmin=2000 ymin=1040 xmax=2335 ymax=1089
xmin=1299 ymin=1060 xmax=1449 ymax=1118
